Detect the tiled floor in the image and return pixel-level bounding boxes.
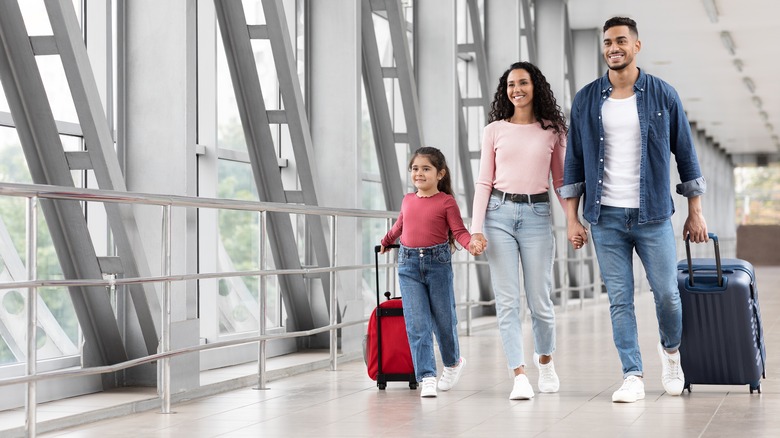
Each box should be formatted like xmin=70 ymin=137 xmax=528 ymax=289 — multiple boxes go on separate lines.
xmin=4 ymin=267 xmax=779 ymax=437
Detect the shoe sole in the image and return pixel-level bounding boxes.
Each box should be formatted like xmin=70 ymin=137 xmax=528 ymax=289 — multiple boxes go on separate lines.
xmin=612 ymin=393 xmax=645 ymax=403
xmin=509 ymin=394 xmax=534 ymax=400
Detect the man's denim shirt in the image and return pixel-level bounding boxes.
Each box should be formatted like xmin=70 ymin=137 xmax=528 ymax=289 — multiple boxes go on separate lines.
xmin=557 ymin=69 xmax=706 ymax=225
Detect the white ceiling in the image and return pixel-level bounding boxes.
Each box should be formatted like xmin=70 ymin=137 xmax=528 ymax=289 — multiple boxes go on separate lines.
xmin=566 ymin=0 xmax=780 ymax=159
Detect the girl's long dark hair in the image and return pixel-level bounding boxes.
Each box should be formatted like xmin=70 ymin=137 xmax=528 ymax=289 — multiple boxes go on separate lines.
xmin=408 ymin=146 xmax=456 ymax=248
xmin=488 ymin=61 xmax=567 ymax=135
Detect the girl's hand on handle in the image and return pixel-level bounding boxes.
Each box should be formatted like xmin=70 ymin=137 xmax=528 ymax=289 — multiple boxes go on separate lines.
xmin=379 ymin=245 xmax=387 ymax=254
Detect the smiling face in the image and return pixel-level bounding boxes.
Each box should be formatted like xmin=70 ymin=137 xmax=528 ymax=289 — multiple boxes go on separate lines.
xmin=603 ymin=25 xmax=641 ymax=71
xmin=506 ymin=68 xmax=534 ymax=112
xmin=409 ymin=155 xmax=444 ymax=196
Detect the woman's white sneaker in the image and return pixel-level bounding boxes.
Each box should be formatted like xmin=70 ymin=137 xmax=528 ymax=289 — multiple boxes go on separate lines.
xmin=509 ymin=374 xmax=535 ymax=400
xmin=534 ymin=353 xmax=560 ymax=393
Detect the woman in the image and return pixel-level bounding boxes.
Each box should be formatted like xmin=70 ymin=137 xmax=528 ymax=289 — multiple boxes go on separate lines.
xmin=470 ymin=61 xmax=568 ymax=400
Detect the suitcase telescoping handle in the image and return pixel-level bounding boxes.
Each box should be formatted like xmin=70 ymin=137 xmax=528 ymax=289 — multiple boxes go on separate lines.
xmin=374 ymin=244 xmax=400 ymax=305
xmin=685 ymin=232 xmax=722 ymax=287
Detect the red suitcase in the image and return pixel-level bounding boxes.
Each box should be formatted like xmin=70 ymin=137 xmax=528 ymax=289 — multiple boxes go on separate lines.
xmin=365 ymin=244 xmax=417 ymax=389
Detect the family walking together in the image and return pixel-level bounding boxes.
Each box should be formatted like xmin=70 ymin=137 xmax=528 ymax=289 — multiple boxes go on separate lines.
xmin=379 ymin=16 xmax=708 ymax=403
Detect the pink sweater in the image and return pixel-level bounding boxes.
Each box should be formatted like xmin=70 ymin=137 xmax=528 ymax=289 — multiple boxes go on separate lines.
xmin=471 ymin=120 xmax=567 ymax=234
xmin=381 ymin=192 xmax=472 ymax=249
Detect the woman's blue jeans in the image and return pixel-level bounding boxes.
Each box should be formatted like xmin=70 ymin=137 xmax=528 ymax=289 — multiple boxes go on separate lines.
xmin=397 ymin=242 xmax=460 ymax=382
xmin=483 ymin=195 xmax=556 ymax=370
xmin=590 ymin=206 xmax=682 ymax=378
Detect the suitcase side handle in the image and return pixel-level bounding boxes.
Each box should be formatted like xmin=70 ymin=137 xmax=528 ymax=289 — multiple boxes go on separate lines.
xmin=685 ymin=232 xmax=722 ymax=287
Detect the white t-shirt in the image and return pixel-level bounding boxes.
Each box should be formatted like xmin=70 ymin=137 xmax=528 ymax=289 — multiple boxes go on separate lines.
xmin=601 ymin=95 xmax=641 ymax=208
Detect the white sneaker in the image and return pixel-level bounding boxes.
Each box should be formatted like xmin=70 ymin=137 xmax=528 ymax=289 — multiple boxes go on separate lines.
xmin=534 ymin=353 xmax=560 ymax=393
xmin=438 ymin=357 xmax=466 ymax=391
xmin=509 ymin=374 xmax=535 ymax=400
xmin=420 ymin=376 xmax=437 ymax=398
xmin=612 ymin=375 xmax=645 ymax=403
xmin=658 ymin=342 xmax=685 ymax=396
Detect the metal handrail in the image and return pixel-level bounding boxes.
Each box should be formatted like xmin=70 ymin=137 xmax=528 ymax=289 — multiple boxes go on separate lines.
xmin=0 ymin=180 xmax=601 ymax=436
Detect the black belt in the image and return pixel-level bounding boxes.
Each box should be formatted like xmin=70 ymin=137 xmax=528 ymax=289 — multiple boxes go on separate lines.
xmin=492 ymin=188 xmax=549 ymax=203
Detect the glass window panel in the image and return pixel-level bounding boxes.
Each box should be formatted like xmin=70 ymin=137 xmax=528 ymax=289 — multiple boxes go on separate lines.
xmin=35 ymin=56 xmax=79 ymax=124
xmin=242 ymin=0 xmax=266 ymax=25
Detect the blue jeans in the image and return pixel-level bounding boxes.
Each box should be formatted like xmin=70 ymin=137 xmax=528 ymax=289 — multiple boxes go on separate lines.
xmin=397 ymin=242 xmax=460 ymax=381
xmin=483 ymin=195 xmax=556 ymax=370
xmin=590 ymin=206 xmax=682 ymax=378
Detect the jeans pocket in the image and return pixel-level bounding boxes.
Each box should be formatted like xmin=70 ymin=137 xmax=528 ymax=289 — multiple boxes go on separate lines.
xmin=486 ymin=195 xmax=502 ymax=211
xmin=532 ymin=201 xmax=551 ymax=217
xmin=435 ymin=249 xmax=452 ymax=264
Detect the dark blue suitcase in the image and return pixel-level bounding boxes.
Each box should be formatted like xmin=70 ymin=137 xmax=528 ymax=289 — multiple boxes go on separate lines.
xmin=677 ymin=233 xmax=766 ymax=393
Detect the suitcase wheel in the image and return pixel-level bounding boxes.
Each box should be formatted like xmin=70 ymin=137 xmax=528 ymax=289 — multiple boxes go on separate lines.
xmin=378 ymin=382 xmax=387 ymax=390
xmin=684 ymin=383 xmax=692 ymax=393
xmin=409 ymin=382 xmax=418 ymax=390
xmin=750 ymin=383 xmax=761 ymax=394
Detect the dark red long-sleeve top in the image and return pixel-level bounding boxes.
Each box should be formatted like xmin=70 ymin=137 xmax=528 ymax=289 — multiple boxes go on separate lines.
xmin=381 ymin=192 xmax=472 ymax=249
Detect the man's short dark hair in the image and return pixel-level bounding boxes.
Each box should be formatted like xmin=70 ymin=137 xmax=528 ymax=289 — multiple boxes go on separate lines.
xmin=603 ymin=16 xmax=638 ymax=38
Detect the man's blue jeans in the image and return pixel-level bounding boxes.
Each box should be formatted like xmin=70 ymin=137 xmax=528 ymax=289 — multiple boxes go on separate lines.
xmin=590 ymin=206 xmax=682 ymax=378
xmin=397 ymin=242 xmax=460 ymax=382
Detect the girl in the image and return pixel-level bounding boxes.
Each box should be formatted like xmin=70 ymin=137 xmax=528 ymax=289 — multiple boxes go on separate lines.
xmin=380 ymin=147 xmax=481 ymax=398
xmin=470 ymin=61 xmax=568 ymax=400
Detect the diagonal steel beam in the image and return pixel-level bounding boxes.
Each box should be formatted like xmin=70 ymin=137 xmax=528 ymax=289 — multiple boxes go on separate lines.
xmin=214 ymin=0 xmax=315 ymax=331
xmin=0 ymin=0 xmax=127 ymax=367
xmin=44 ymin=0 xmax=159 ymax=356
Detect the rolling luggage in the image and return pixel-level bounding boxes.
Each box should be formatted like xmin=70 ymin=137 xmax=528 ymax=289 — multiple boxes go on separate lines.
xmin=365 ymin=244 xmax=417 ymax=390
xmin=676 ymin=233 xmax=766 ymax=393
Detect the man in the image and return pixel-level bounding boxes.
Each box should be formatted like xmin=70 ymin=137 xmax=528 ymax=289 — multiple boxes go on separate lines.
xmin=558 ymin=16 xmax=708 ymax=403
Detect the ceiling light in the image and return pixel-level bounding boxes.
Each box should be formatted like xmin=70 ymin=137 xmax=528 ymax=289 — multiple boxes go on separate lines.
xmin=743 ymin=77 xmax=755 ymax=93
xmin=767 ymin=123 xmax=775 ymax=132
xmin=702 ymin=0 xmax=720 ymax=23
xmin=773 ymin=135 xmax=779 ymax=142
xmin=733 ymin=59 xmax=744 ymax=72
xmin=752 ymin=96 xmax=763 ymax=108
xmin=759 ymin=111 xmax=769 ymax=122
xmin=720 ymin=31 xmax=736 ymax=55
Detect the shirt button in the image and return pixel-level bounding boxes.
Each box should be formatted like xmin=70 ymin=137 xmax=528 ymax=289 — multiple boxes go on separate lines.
xmin=596 ymin=200 xmax=600 ymax=204
xmin=600 ymin=137 xmax=604 ymax=141
xmin=657 ymin=112 xmax=661 ymax=116
xmin=600 ymin=159 xmax=604 ymax=162
xmin=598 ymin=180 xmax=602 ymax=183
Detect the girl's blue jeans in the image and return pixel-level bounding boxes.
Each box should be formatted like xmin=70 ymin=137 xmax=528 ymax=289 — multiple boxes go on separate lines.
xmin=397 ymin=242 xmax=460 ymax=382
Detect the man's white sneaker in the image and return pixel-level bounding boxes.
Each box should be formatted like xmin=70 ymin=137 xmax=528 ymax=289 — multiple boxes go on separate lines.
xmin=438 ymin=357 xmax=466 ymax=391
xmin=612 ymin=375 xmax=645 ymax=403
xmin=420 ymin=377 xmax=437 ymax=398
xmin=509 ymin=374 xmax=535 ymax=400
xmin=534 ymin=353 xmax=560 ymax=393
xmin=658 ymin=342 xmax=685 ymax=396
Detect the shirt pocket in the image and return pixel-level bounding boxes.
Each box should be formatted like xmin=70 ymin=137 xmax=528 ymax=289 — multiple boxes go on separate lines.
xmin=648 ymin=109 xmax=670 ymax=142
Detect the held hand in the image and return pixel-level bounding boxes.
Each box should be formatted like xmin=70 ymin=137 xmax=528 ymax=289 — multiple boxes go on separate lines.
xmin=379 ymin=245 xmax=387 ymax=254
xmin=568 ymin=221 xmax=588 ymax=250
xmin=469 ymin=233 xmax=487 ymax=256
xmin=683 ymin=211 xmax=708 ymax=243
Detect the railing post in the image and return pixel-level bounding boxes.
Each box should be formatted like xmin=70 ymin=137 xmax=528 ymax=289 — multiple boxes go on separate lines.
xmin=160 ymin=204 xmax=172 ymax=413
xmin=255 ymin=211 xmax=268 ymax=390
xmin=25 ymin=196 xmax=38 ymax=438
xmin=329 ymin=215 xmax=338 ymax=371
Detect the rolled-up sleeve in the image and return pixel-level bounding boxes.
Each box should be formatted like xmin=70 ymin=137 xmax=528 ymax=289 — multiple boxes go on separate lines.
xmin=676 ymin=176 xmax=707 ymax=198
xmin=557 ymin=182 xmax=584 ymax=199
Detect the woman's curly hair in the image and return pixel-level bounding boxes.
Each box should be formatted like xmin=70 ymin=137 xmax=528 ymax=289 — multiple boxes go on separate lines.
xmin=488 ymin=61 xmax=567 ymax=135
